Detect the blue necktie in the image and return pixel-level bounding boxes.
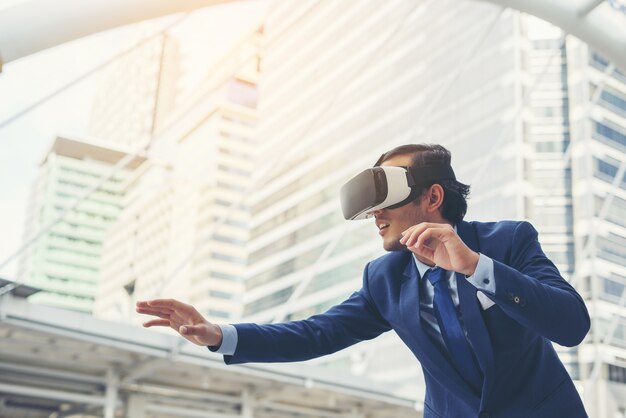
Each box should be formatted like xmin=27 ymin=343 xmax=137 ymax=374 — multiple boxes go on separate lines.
xmin=426 ymin=266 xmax=483 ymax=392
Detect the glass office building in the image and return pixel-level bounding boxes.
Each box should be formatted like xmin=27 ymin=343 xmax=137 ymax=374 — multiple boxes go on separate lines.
xmin=18 ymin=137 xmax=144 ymax=312
xmin=95 ymin=29 xmax=262 ymax=325
xmin=566 ymin=36 xmax=626 ymax=416
xmin=244 ymin=0 xmax=527 ymax=399
xmin=241 ymin=1 xmax=626 ymax=414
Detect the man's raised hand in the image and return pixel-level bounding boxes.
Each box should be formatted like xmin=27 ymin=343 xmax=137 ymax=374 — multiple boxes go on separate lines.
xmin=400 ymin=222 xmax=479 ymax=276
xmin=135 ymin=299 xmax=223 ymax=347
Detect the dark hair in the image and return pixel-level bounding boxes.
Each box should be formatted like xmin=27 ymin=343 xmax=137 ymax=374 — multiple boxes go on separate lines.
xmin=374 ymin=144 xmax=470 ymax=224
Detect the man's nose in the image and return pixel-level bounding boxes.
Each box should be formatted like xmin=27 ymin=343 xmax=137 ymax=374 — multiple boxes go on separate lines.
xmin=369 ymin=209 xmax=384 ymax=217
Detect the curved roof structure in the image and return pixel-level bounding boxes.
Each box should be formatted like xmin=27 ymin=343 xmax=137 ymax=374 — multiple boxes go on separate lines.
xmin=479 ymin=0 xmax=626 ymax=70
xmin=0 ymin=292 xmax=418 ymax=418
xmin=0 ymin=0 xmax=230 ymax=70
xmin=0 ymin=0 xmax=625 ymax=71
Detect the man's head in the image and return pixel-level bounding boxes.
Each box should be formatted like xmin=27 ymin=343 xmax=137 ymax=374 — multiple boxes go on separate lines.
xmin=371 ymin=144 xmax=470 ymax=251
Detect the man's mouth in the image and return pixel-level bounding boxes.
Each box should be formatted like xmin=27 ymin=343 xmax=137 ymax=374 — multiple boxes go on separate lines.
xmin=378 ymin=223 xmax=389 ymax=230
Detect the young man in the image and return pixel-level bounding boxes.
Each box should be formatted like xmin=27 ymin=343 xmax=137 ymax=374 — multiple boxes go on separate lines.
xmin=137 ymin=144 xmax=590 ymax=417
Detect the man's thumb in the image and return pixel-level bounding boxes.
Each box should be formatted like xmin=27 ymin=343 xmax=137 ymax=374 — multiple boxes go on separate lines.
xmin=180 ymin=324 xmax=204 ymax=335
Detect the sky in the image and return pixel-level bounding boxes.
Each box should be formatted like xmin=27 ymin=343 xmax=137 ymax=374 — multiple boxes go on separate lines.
xmin=0 ymin=0 xmax=267 ymax=278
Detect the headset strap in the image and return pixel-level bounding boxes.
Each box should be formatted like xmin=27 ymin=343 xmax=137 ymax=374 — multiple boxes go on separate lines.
xmin=407 ymin=165 xmax=456 ymax=185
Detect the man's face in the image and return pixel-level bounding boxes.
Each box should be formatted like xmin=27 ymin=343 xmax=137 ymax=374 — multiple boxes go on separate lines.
xmin=371 ymin=154 xmax=428 ymax=252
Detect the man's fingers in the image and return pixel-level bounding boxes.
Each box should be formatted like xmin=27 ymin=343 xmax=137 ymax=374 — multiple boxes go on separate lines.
xmin=138 ymin=310 xmax=169 ymax=320
xmin=402 ymin=225 xmax=428 ymax=247
xmin=136 ymin=306 xmax=174 ymax=316
xmin=138 ymin=299 xmax=193 ymax=315
xmin=143 ymin=319 xmax=171 ymax=328
xmin=414 ymin=228 xmax=436 ymax=248
xmin=401 ymin=225 xmax=417 ymax=236
xmin=138 ymin=307 xmax=191 ymax=325
xmin=144 ymin=298 xmax=179 ymax=308
xmin=407 ymin=227 xmax=424 ymax=247
xmin=401 ymin=223 xmax=433 ymax=246
xmin=406 ymin=226 xmax=452 ymax=248
xmin=145 ymin=299 xmax=194 ymax=314
xmin=409 ymin=243 xmax=435 ymax=261
xmin=136 ymin=306 xmax=174 ymax=314
xmin=169 ymin=311 xmax=188 ymax=324
xmin=400 ymin=226 xmax=417 ymax=245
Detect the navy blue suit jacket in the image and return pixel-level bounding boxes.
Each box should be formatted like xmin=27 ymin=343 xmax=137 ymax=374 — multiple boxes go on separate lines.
xmin=225 ymin=220 xmax=590 ymax=417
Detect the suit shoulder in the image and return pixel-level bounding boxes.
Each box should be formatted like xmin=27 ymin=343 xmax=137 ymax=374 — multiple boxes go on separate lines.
xmin=463 ymin=220 xmax=539 ymax=262
xmin=466 ymin=219 xmax=533 ymax=239
xmin=366 ymin=251 xmax=411 ymax=278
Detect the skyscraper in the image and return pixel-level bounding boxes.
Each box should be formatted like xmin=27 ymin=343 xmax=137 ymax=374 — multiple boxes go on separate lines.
xmin=566 ymin=35 xmax=626 ymax=417
xmin=241 ymin=1 xmax=626 ymax=415
xmin=243 ymin=0 xmax=526 ymax=399
xmin=88 ymin=25 xmax=180 ymax=148
xmin=18 ymin=136 xmax=145 ymax=312
xmin=94 ymin=27 xmax=262 ymax=325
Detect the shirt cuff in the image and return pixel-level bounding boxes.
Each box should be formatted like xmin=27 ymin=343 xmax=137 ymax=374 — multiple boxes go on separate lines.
xmin=465 ymin=253 xmax=496 ymax=294
xmin=207 ymin=324 xmax=238 ymax=355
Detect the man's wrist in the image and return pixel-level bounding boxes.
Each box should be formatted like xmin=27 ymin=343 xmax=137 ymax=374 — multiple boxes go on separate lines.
xmin=208 ymin=324 xmax=238 ymax=355
xmin=211 ymin=323 xmax=223 ymax=348
xmin=462 ymin=251 xmax=480 ymax=276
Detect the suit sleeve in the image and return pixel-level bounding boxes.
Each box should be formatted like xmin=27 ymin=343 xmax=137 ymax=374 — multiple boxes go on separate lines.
xmin=224 ymin=263 xmax=392 ymax=364
xmin=486 ymin=221 xmax=590 ymax=347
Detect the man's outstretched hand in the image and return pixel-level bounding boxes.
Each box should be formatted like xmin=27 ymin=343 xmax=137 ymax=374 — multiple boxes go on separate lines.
xmin=135 ymin=299 xmax=223 ymax=347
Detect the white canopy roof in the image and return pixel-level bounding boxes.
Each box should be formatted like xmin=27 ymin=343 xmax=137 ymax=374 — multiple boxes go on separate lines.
xmin=0 ymin=0 xmax=230 ymax=69
xmin=0 ymin=293 xmax=418 ymax=418
xmin=480 ymin=0 xmax=626 ymax=70
xmin=0 ymin=0 xmax=625 ymax=71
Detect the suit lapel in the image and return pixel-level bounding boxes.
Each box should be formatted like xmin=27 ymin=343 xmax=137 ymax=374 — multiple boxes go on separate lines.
xmin=456 ymin=221 xmax=495 ymax=395
xmin=398 ymin=253 xmax=479 ymax=402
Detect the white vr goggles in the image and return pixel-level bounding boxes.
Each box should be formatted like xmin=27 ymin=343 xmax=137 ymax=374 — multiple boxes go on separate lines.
xmin=340 ymin=165 xmax=456 ymax=220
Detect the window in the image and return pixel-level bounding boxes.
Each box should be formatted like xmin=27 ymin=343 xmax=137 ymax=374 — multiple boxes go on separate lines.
xmin=601 ymin=276 xmax=626 ymax=302
xmin=594 ymin=121 xmax=626 ymax=149
xmin=595 ymin=158 xmax=618 ymax=179
xmin=252 ymin=185 xmax=337 ymax=238
xmin=246 ymin=246 xmax=325 ymax=291
xmin=210 ymin=271 xmax=242 ymax=282
xmin=249 ymin=212 xmax=341 ymax=263
xmin=600 ymin=89 xmax=626 ymax=114
xmin=208 ymin=309 xmax=230 ymax=319
xmin=209 ymin=290 xmax=234 ymax=300
xmin=212 ymin=234 xmax=247 ymax=246
xmin=211 ymin=252 xmax=246 ymax=266
xmin=609 ymin=364 xmax=626 ymax=383
xmin=597 ymin=233 xmax=626 ymax=264
xmin=243 ymin=286 xmax=294 ymax=316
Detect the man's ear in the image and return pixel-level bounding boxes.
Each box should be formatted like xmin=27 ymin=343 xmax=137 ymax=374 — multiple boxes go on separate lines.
xmin=426 ymin=184 xmax=444 ymax=212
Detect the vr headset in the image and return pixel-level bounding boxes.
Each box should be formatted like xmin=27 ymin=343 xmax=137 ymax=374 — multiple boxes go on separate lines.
xmin=340 ymin=164 xmax=456 ymax=220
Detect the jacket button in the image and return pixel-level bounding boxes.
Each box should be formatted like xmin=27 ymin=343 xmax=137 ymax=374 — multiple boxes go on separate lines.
xmin=513 ymin=296 xmax=520 ymax=304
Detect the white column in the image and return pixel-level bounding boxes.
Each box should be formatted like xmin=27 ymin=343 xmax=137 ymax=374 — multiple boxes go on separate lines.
xmin=241 ymin=388 xmax=254 ymax=418
xmin=104 ymin=368 xmax=119 ymax=418
xmin=127 ymin=394 xmax=148 ymax=418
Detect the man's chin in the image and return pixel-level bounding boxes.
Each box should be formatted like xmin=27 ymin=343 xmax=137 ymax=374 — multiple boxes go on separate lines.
xmin=383 ymin=239 xmax=406 ymax=252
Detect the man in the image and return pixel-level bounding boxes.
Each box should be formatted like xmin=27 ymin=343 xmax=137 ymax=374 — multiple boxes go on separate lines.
xmin=137 ymin=144 xmax=590 ymax=417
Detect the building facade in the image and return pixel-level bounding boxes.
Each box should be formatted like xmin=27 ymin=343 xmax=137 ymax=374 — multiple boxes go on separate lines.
xmin=94 ymin=28 xmax=262 ymax=325
xmin=238 ymin=1 xmax=626 ymax=415
xmin=88 ymin=24 xmax=180 ymax=148
xmin=18 ymin=137 xmax=145 ymax=312
xmin=566 ymin=36 xmax=626 ymax=417
xmin=243 ymin=0 xmax=527 ymax=400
